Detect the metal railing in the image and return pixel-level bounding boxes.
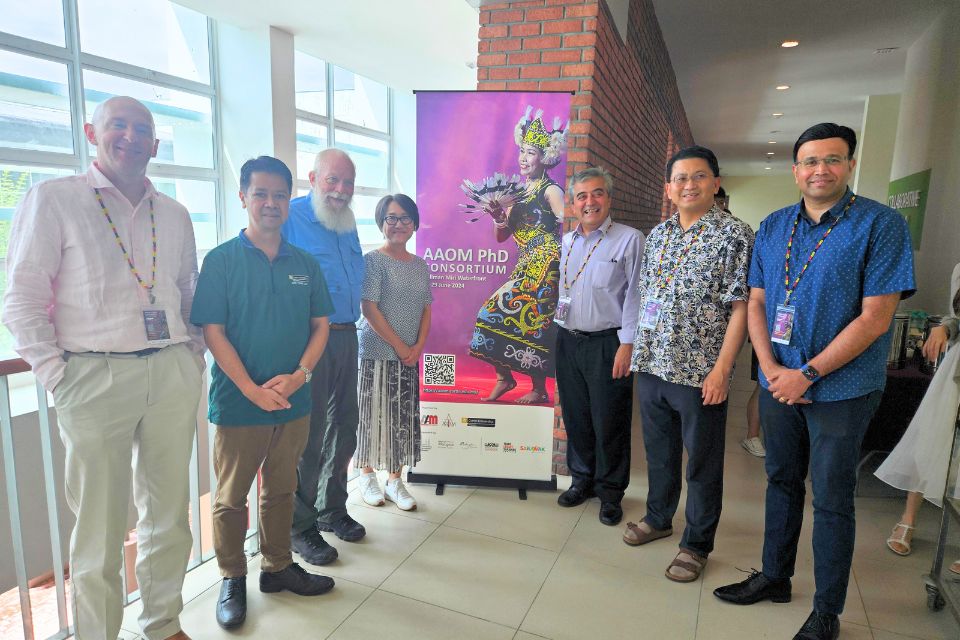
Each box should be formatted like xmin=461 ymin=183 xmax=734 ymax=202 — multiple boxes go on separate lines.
xmin=0 ymin=357 xmax=259 ymax=640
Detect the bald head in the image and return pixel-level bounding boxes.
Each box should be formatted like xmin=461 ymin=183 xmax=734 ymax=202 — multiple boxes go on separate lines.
xmin=91 ymin=96 xmax=155 ymax=138
xmin=84 ymin=96 xmax=159 ymax=188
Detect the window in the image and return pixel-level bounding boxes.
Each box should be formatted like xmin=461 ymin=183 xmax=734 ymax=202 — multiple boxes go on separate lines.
xmin=333 ymin=66 xmax=388 ymax=132
xmin=0 ymin=50 xmax=73 ymax=154
xmin=0 ymin=0 xmax=66 ymax=46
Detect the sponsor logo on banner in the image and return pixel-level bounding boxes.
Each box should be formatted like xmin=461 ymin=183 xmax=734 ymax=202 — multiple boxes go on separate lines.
xmin=462 ymin=417 xmax=496 ymax=428
xmin=438 ymin=440 xmax=455 ymax=449
xmin=442 ymin=414 xmax=456 ymax=428
xmin=459 ymin=441 xmax=477 ymax=450
xmin=520 ymin=445 xmax=546 ymax=453
xmin=421 ymin=438 xmax=432 ymax=452
xmin=422 ymin=415 xmax=439 ymax=426
xmin=483 ymin=441 xmax=499 ymax=452
xmin=502 ymin=442 xmax=517 ymax=453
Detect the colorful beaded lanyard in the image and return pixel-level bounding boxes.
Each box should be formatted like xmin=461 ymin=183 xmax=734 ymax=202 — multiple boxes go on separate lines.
xmin=94 ymin=188 xmax=158 ymax=304
xmin=653 ymin=219 xmax=707 ymax=295
xmin=563 ymin=229 xmax=604 ymax=290
xmin=782 ymin=195 xmax=855 ymax=306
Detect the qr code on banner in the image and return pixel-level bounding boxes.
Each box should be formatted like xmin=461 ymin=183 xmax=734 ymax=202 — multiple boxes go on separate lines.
xmin=423 ymin=354 xmax=456 ymax=386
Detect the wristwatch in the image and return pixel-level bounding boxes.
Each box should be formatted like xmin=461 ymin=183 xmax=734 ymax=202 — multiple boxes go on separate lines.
xmin=297 ymin=365 xmax=313 ymax=383
xmin=800 ymin=363 xmax=820 ymax=382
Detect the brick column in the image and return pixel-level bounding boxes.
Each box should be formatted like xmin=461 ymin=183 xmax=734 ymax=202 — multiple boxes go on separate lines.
xmin=476 ymin=0 xmax=693 ymax=476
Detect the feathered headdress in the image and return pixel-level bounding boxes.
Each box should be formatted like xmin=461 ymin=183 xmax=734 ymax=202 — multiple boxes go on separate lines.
xmin=514 ymin=105 xmax=569 ymax=168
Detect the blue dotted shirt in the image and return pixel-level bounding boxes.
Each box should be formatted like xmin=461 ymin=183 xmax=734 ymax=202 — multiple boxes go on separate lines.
xmin=748 ymin=188 xmax=916 ymax=402
xmin=282 ymin=192 xmax=365 ymax=324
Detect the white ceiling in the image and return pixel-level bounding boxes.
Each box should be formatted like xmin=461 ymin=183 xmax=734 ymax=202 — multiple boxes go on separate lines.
xmin=175 ymin=0 xmax=480 ymax=92
xmin=650 ymin=0 xmax=953 ymax=175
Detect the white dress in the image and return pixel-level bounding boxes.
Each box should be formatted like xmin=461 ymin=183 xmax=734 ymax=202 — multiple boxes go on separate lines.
xmin=875 ymin=263 xmax=960 ymax=507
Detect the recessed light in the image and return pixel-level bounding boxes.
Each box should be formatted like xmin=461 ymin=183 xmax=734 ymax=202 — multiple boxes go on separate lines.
xmin=766 ymin=152 xmax=775 ymax=155
xmin=765 ymin=167 xmax=772 ymax=170
xmin=772 ymin=113 xmax=784 ymax=117
xmin=776 ymin=85 xmax=790 ymax=91
xmin=781 ymin=40 xmax=799 ymax=48
xmin=768 ymin=141 xmax=777 ymax=144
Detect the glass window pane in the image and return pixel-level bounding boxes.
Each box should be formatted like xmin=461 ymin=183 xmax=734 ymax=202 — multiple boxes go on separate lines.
xmin=149 ymin=176 xmax=217 ymax=256
xmin=0 ymin=50 xmax=73 ymax=153
xmin=295 ymin=120 xmax=328 ymax=182
xmin=335 ymin=129 xmax=388 ymax=190
xmin=352 ymin=193 xmax=385 ymax=250
xmin=333 ymin=66 xmax=388 ymax=132
xmin=77 ymin=0 xmax=210 ymax=84
xmin=294 ymin=51 xmax=327 ymax=117
xmin=83 ymin=70 xmax=214 ymax=168
xmin=0 ymin=0 xmax=65 ymax=46
xmin=1 ymin=164 xmax=75 ymax=359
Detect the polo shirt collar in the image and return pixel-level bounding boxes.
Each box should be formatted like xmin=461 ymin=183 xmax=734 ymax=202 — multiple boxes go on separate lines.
xmin=238 ymin=229 xmax=292 ymax=257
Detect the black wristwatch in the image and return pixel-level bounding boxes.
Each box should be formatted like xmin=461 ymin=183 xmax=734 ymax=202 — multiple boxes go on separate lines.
xmin=800 ymin=363 xmax=820 ymax=382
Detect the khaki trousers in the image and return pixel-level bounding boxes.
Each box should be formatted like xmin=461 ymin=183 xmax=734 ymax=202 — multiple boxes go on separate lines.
xmin=54 ymin=344 xmax=202 ymax=640
xmin=212 ymin=415 xmax=310 ymax=577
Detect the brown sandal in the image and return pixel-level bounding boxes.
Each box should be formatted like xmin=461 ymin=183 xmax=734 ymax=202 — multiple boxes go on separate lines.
xmin=665 ymin=548 xmax=707 ymax=583
xmin=623 ymin=521 xmax=673 ymax=546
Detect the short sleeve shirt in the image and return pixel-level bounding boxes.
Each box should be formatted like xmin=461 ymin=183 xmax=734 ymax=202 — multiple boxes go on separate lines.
xmin=358 ymin=250 xmax=433 ymax=360
xmin=631 ymin=205 xmax=754 ymax=386
xmin=748 ymin=189 xmax=916 ymax=401
xmin=190 ymin=231 xmax=334 ymax=426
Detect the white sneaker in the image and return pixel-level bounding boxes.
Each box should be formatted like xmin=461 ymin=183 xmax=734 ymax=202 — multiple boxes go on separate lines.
xmin=740 ymin=436 xmax=766 ymax=458
xmin=385 ymin=478 xmax=417 ymax=511
xmin=358 ymin=471 xmax=384 ymax=506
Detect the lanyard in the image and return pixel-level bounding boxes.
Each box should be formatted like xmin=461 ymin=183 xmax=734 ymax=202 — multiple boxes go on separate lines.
xmin=94 ymin=188 xmax=158 ymax=304
xmin=653 ymin=221 xmax=706 ymax=295
xmin=782 ymin=195 xmax=855 ymax=305
xmin=563 ymin=229 xmax=603 ymax=290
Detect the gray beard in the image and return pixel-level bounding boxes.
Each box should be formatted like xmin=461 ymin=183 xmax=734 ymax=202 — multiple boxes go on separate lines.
xmin=312 ymin=194 xmax=357 ymax=233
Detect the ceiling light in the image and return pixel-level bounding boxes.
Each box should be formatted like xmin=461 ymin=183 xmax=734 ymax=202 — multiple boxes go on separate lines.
xmin=772 ymin=113 xmax=784 ymax=117
xmin=768 ymin=141 xmax=777 ymax=144
xmin=776 ymin=85 xmax=790 ymax=91
xmin=766 ymin=152 xmax=775 ymax=155
xmin=765 ymin=167 xmax=772 ymax=170
xmin=873 ymin=47 xmax=900 ymax=55
xmin=781 ymin=40 xmax=799 ymax=48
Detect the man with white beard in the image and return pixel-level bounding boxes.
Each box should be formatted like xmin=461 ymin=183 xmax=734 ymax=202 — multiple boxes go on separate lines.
xmin=283 ymin=149 xmax=366 ymax=564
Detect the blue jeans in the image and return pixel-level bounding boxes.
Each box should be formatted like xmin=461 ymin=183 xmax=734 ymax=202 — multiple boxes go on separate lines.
xmin=760 ymin=388 xmax=882 ymax=615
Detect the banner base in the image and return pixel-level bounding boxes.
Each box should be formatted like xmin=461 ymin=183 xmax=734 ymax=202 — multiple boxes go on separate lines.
xmin=406 ymin=472 xmax=557 ymax=501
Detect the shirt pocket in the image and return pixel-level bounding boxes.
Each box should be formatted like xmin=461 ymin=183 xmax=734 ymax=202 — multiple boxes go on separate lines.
xmin=588 ymin=260 xmax=623 ymax=292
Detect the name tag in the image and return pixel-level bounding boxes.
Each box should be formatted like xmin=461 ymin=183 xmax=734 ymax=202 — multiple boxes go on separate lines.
xmin=142 ymin=307 xmax=172 ymax=345
xmin=638 ymin=297 xmax=665 ymax=330
xmin=555 ymin=296 xmax=571 ymax=326
xmin=771 ymin=304 xmax=796 ymax=345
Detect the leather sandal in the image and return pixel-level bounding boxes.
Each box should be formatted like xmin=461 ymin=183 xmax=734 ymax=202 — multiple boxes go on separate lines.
xmin=622 ymin=521 xmax=673 ymax=546
xmin=886 ymin=522 xmax=914 ymax=556
xmin=665 ymin=548 xmax=707 ymax=583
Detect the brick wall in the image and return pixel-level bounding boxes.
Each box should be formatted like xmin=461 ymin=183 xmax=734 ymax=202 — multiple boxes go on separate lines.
xmin=476 ymin=0 xmax=693 ymax=475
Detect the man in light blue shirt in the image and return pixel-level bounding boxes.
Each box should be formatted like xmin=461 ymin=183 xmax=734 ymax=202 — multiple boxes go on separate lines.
xmin=283 ymin=149 xmax=367 ymax=562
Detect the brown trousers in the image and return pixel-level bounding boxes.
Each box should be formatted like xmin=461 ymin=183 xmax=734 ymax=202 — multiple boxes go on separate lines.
xmin=212 ymin=415 xmax=310 ymax=577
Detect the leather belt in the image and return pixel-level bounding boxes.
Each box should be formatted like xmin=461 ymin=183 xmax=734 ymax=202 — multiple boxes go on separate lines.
xmin=330 ymin=323 xmax=358 ymax=331
xmin=67 ymin=347 xmax=164 ymax=359
xmin=563 ymin=327 xmax=620 ymax=338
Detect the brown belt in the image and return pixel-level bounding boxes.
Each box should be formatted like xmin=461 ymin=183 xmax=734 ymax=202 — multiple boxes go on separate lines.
xmin=330 ymin=323 xmax=358 ymax=331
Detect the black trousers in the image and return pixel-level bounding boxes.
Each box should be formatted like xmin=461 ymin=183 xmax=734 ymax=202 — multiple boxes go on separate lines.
xmin=636 ymin=372 xmax=727 ymax=556
xmin=555 ymin=327 xmax=633 ymax=503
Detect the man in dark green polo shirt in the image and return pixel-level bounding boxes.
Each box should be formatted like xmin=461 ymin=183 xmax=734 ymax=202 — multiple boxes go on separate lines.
xmin=191 ymin=156 xmax=335 ymax=630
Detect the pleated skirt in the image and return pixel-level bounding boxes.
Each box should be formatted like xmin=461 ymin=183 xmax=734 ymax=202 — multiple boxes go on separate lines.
xmin=356 ymin=359 xmax=422 ymax=471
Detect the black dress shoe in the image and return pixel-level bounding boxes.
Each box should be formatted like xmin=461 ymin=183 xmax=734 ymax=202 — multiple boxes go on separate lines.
xmin=557 ymin=485 xmax=595 ymax=507
xmin=599 ymin=502 xmax=623 ymax=526
xmin=317 ymin=514 xmax=366 ymax=542
xmin=713 ymin=570 xmax=791 ymax=605
xmin=793 ymin=610 xmax=839 ymax=640
xmin=215 ymin=576 xmax=246 ymax=629
xmin=260 ymin=562 xmax=335 ymax=596
xmin=291 ymin=523 xmax=339 ymax=565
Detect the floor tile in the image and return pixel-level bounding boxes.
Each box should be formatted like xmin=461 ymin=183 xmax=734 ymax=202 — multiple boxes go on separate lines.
xmin=521 ymin=553 xmax=701 ymax=640
xmin=329 ymin=590 xmax=515 ymax=640
xmin=347 ymin=474 xmax=476 ymax=524
xmin=380 ymin=525 xmax=557 ymax=628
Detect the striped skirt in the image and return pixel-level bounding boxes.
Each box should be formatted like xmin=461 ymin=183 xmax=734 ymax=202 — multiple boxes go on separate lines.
xmin=356 ymin=359 xmax=422 ymax=471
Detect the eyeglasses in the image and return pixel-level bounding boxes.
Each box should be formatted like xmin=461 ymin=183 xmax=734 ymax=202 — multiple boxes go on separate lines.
xmin=670 ymin=172 xmax=712 ymax=185
xmin=384 ymin=215 xmax=414 ymax=226
xmin=796 ymin=155 xmax=848 ymax=169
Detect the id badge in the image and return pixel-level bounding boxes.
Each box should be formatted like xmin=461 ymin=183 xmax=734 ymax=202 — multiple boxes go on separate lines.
xmin=771 ymin=304 xmax=796 ymax=345
xmin=638 ymin=297 xmax=665 ymax=330
xmin=555 ymin=296 xmax=572 ymax=327
xmin=142 ymin=307 xmax=172 ymax=345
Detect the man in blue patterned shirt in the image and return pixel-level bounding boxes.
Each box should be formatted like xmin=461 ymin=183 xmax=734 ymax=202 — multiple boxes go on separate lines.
xmin=624 ymin=146 xmax=753 ymax=584
xmin=714 ymin=123 xmax=916 ymax=640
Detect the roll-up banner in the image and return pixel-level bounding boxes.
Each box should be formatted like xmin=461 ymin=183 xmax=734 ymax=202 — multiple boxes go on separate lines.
xmin=411 ymin=91 xmax=571 ymax=488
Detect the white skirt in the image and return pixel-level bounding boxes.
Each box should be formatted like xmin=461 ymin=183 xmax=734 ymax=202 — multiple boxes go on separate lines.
xmin=875 ymin=345 xmax=960 ymax=507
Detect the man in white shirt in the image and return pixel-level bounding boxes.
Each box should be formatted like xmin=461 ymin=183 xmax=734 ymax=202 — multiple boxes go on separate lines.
xmin=2 ymin=96 xmax=204 ymax=640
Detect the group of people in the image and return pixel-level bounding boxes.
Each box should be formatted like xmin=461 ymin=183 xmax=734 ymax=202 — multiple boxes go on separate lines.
xmin=552 ymin=123 xmax=915 ymax=640
xmin=0 ymin=93 xmax=935 ymax=640
xmin=2 ymin=96 xmax=432 ymax=638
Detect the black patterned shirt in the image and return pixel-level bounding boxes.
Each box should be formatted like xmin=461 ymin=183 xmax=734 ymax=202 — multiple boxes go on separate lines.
xmin=630 ymin=205 xmax=754 ymax=387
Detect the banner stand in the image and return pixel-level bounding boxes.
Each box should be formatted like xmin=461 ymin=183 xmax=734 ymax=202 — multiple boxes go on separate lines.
xmin=407 ymin=472 xmax=557 ymax=500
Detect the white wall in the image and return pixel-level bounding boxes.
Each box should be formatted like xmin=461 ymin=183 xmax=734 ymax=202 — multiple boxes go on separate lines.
xmin=853 ymin=94 xmax=900 ymax=203
xmin=889 ymin=4 xmax=960 ymax=312
xmin=720 ymin=174 xmax=800 ymax=230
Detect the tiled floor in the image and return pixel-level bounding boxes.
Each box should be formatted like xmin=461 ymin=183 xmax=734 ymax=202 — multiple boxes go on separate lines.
xmin=121 ymin=349 xmax=960 ymax=639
